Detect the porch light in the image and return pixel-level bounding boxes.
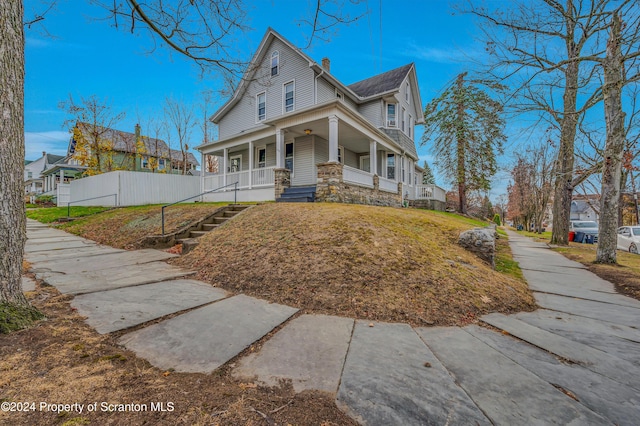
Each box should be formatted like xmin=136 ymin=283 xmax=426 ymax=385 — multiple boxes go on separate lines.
xmin=304 ymin=129 xmax=312 ymax=135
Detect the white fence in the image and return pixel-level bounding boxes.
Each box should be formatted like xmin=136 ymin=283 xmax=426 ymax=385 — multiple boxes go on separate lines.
xmin=68 ymin=171 xmax=201 ymax=206
xmin=343 ymin=166 xmax=374 ymax=188
xmin=414 ymin=184 xmax=447 ymax=202
xmin=56 ymin=183 xmax=71 ymax=207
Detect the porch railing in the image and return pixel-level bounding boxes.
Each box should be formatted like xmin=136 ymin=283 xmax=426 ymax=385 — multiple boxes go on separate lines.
xmin=203 ymin=167 xmax=275 ymax=191
xmin=343 ymin=165 xmax=374 ymax=188
xmin=415 ymin=184 xmax=447 ymax=202
xmin=252 ymin=166 xmax=275 ymax=187
xmin=378 ymin=177 xmax=398 ymax=193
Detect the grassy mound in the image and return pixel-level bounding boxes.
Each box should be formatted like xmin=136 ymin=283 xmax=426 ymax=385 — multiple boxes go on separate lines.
xmin=173 ymin=203 xmax=536 ymax=326
xmin=0 ymin=302 xmax=44 ymax=334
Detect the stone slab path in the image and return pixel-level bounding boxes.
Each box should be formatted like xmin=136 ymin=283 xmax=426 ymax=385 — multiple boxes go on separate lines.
xmin=24 ymin=220 xmax=640 ymax=425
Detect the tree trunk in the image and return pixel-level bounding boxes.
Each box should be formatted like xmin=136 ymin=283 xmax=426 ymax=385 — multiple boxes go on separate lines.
xmin=456 ymin=72 xmax=467 ymax=215
xmin=597 ymin=12 xmax=625 ymax=264
xmin=0 ymin=1 xmax=28 ymax=306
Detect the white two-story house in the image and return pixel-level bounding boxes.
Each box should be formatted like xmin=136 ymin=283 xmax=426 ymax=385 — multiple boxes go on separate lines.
xmin=198 ymin=28 xmax=445 ymax=207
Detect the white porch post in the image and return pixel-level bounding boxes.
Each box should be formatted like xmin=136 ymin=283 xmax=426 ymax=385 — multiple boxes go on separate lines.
xmin=59 ymin=169 xmax=63 ymax=187
xmin=369 ymin=140 xmax=377 ymax=174
xmin=276 ymin=129 xmax=285 ymax=168
xmin=249 ymin=141 xmax=254 ymax=189
xmin=328 ymin=115 xmax=339 ymax=162
xmin=223 ymin=148 xmax=228 ymax=186
xmin=200 ymin=151 xmax=205 ymax=193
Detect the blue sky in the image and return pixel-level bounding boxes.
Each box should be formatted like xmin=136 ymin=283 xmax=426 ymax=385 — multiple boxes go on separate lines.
xmin=25 ymin=0 xmax=512 ymax=195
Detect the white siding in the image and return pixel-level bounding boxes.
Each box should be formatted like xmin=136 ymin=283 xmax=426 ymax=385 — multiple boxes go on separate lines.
xmin=344 ymin=147 xmax=358 ymax=168
xmin=266 ymin=143 xmax=277 ymax=167
xmin=228 ymin=148 xmax=249 ymax=171
xmin=292 ymin=136 xmax=315 ymax=185
xmin=218 ymin=38 xmax=316 ymax=139
xmin=358 ymin=100 xmax=383 ymax=127
xmin=315 ymin=137 xmax=329 ymax=164
xmin=317 ymin=78 xmax=335 ymax=103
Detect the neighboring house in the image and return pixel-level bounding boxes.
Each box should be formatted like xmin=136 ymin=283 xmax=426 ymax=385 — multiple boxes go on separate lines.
xmin=198 ymin=28 xmax=445 ymax=207
xmin=24 ymin=152 xmax=65 ymax=198
xmin=67 ymin=122 xmax=199 ymax=176
xmin=571 ymin=195 xmax=600 ymax=221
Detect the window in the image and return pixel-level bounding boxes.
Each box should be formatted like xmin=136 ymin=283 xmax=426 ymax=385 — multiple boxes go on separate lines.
xmin=338 ymin=145 xmax=344 ymax=164
xmin=409 ymin=116 xmax=413 ymax=138
xmin=27 ymin=171 xmax=33 ymax=179
xmin=271 ymin=51 xmax=279 ymax=76
xmin=158 ymin=158 xmax=166 ymax=170
xmin=336 ymin=89 xmax=343 ymax=100
xmin=285 ymin=142 xmax=294 ymax=171
xmin=229 ymin=155 xmax=242 ymax=173
xmin=401 ymin=107 xmax=406 ymax=133
xmin=141 ymin=156 xmax=149 ymax=169
xmin=406 ymin=82 xmax=410 ymax=103
xmin=387 ymin=153 xmax=395 ymax=179
xmin=257 ymin=92 xmax=266 ymax=121
xmin=284 ymin=81 xmax=294 ymax=112
xmin=257 ymin=147 xmax=266 ymax=168
xmin=387 ymin=103 xmax=396 ymax=127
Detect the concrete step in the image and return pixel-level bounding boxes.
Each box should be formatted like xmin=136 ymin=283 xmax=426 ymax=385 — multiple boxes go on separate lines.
xmin=282 ymin=186 xmax=316 ymax=194
xmin=223 ymin=210 xmax=238 ymax=217
xmin=276 ymin=197 xmax=314 ymax=203
xmin=118 ymin=294 xmax=298 ymax=373
xmin=201 ymin=223 xmax=218 ymax=231
xmin=189 ymin=230 xmax=209 ymax=238
xmin=213 ymin=217 xmax=228 ymax=224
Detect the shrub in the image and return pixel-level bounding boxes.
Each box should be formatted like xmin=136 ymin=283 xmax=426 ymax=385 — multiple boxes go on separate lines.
xmin=493 ymin=213 xmax=501 ymax=226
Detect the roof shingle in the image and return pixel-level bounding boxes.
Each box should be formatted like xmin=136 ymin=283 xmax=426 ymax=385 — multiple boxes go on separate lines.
xmin=347 ymin=64 xmax=413 ymax=98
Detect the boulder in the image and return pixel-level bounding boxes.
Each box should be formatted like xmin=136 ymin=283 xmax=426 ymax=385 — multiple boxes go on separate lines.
xmin=458 ymin=227 xmax=496 ymax=268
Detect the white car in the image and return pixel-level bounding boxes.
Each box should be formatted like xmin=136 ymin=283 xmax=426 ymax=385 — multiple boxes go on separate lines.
xmin=617 ymin=226 xmax=640 ymax=254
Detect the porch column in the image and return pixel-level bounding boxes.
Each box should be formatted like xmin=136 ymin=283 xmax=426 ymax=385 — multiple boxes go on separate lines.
xmin=200 ymin=151 xmax=205 ymax=193
xmin=369 ymin=140 xmax=377 ymax=175
xmin=276 ymin=128 xmax=285 ymax=168
xmin=249 ymin=140 xmax=254 ymax=189
xmin=328 ymin=115 xmax=339 ymax=162
xmin=223 ymin=148 xmax=228 ymax=186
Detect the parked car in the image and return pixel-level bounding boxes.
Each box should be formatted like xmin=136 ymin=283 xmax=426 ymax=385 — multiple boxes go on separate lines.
xmin=570 ymin=220 xmax=599 ymax=242
xmin=617 ymin=226 xmax=640 ymax=254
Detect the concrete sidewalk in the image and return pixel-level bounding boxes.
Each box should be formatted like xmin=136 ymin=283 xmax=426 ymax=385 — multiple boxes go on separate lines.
xmin=24 ymin=220 xmax=640 ymax=425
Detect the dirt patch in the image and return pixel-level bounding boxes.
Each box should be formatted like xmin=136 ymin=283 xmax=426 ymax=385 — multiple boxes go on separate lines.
xmin=0 ymin=284 xmax=357 ymax=426
xmin=172 ymin=204 xmax=536 ymax=327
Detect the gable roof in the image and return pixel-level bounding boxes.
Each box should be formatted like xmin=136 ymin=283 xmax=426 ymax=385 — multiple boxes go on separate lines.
xmin=348 ymin=64 xmax=414 ymax=98
xmin=71 ymin=122 xmax=199 ymax=166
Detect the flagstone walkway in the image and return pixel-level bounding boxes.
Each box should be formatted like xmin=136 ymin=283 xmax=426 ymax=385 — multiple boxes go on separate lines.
xmin=25 ymin=220 xmax=640 ymax=425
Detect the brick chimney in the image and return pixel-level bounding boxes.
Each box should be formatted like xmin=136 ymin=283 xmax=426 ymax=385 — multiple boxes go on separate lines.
xmin=321 ymin=57 xmax=331 ymax=72
xmin=135 ymin=123 xmax=141 ymax=140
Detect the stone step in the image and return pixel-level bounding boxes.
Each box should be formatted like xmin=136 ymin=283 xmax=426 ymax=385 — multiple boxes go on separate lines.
xmin=213 ymin=217 xmax=228 ymax=224
xmin=189 ymin=230 xmax=209 ymax=238
xmin=276 ymin=196 xmax=314 ymax=203
xmin=418 ymin=326 xmax=608 ymax=425
xmin=201 ymin=223 xmax=218 ymax=231
xmin=234 ymin=314 xmax=354 ymax=393
xmin=223 ymin=210 xmax=238 ymax=217
xmin=118 ymin=294 xmax=298 ymax=373
xmin=337 ymin=321 xmax=490 ymax=425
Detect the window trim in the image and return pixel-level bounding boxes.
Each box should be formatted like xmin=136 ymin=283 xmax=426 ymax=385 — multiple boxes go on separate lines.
xmin=360 ymin=155 xmax=370 ymax=173
xmin=283 ymin=80 xmax=295 ymax=113
xmin=387 ymin=103 xmax=397 ymax=127
xmin=284 ymin=141 xmax=294 ymax=174
xmin=405 ymin=82 xmax=410 ymax=103
xmin=401 ymin=107 xmax=406 ymax=133
xmin=271 ymin=51 xmax=279 ymax=76
xmin=256 ymin=91 xmax=266 ymax=122
xmin=158 ymin=158 xmax=166 ymax=170
xmin=141 ymin=155 xmax=149 ymax=169
xmin=335 ymin=89 xmax=343 ymax=100
xmin=338 ymin=145 xmax=344 ymax=164
xmin=256 ymin=146 xmax=267 ymax=168
xmin=386 ymin=152 xmax=396 ymax=180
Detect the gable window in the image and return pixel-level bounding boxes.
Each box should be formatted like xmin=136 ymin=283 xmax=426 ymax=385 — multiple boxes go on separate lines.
xmin=387 ymin=153 xmax=395 ymax=180
xmin=257 ymin=92 xmax=266 ymax=121
xmin=285 ymin=142 xmax=294 ymax=171
xmin=257 ymin=147 xmax=266 ymax=168
xmin=387 ymin=103 xmax=396 ymax=127
xmin=405 ymin=82 xmax=410 ymax=103
xmin=284 ymin=81 xmax=294 ymax=112
xmin=271 ymin=51 xmax=279 ymax=76
xmin=401 ymin=107 xmax=406 ymax=133
xmin=336 ymin=89 xmax=343 ymax=100
xmin=229 ymin=154 xmax=242 ymax=173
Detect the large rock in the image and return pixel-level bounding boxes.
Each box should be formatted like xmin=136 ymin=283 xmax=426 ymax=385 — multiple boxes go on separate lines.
xmin=458 ymin=227 xmax=496 ymax=268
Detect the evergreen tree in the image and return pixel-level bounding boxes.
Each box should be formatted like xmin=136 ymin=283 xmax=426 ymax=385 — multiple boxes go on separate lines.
xmin=422 ymin=160 xmax=435 ymax=185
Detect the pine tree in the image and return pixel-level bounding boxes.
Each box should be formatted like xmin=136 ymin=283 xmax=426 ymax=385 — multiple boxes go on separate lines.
xmin=422 ymin=160 xmax=435 ymax=185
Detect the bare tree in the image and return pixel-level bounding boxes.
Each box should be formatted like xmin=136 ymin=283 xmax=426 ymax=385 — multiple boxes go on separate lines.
xmin=464 ymin=0 xmax=614 ymax=245
xmin=200 ymin=90 xmax=219 ymax=174
xmin=59 ymin=95 xmax=126 ymax=175
xmin=164 ymin=97 xmax=196 ymax=175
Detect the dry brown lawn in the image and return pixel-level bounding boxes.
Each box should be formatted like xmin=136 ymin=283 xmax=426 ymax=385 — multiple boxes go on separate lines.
xmin=173 ymin=203 xmax=536 ymax=326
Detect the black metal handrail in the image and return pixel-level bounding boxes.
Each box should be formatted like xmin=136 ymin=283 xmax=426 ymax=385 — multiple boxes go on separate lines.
xmin=67 ymin=193 xmax=118 ymax=217
xmin=161 ymin=181 xmax=239 ymax=235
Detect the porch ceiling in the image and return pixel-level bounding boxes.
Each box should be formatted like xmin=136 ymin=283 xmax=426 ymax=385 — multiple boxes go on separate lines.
xmin=285 ymin=119 xmax=371 ymax=153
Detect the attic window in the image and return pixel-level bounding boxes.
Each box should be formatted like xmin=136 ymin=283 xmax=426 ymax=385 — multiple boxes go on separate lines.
xmin=406 ymin=82 xmax=410 ymax=103
xmin=336 ymin=89 xmax=343 ymax=100
xmin=271 ymin=51 xmax=279 ymax=76
xmin=387 ymin=103 xmax=396 ymax=127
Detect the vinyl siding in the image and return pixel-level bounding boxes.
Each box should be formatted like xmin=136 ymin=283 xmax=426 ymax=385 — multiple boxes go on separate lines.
xmin=218 ymin=38 xmax=316 ymax=139
xmin=344 ymin=147 xmax=358 ymax=168
xmin=292 ymin=136 xmax=314 ymax=185
xmin=315 ymin=137 xmax=329 ymax=164
xmin=358 ymin=100 xmax=383 ymax=127
xmin=317 ymin=78 xmax=335 ymax=103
